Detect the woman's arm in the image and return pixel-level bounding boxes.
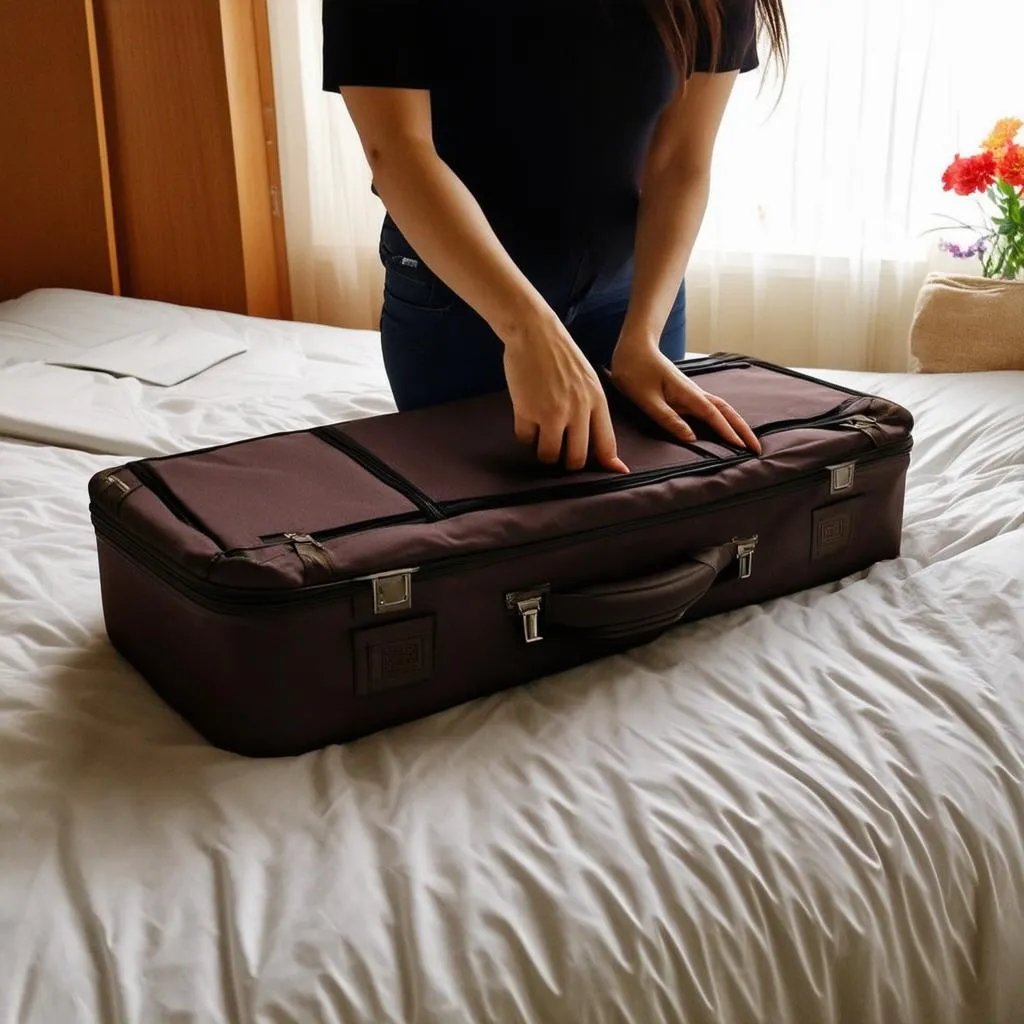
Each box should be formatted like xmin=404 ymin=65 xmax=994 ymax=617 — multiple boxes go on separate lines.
xmin=610 ymin=73 xmax=762 ymax=453
xmin=342 ymin=87 xmax=546 ymax=344
xmin=341 ymin=86 xmax=627 ymax=473
xmin=619 ymin=72 xmax=736 ymax=355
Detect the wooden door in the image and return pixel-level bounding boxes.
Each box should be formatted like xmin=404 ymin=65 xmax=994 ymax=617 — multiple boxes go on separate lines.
xmin=92 ymin=0 xmax=291 ymax=319
xmin=0 ymin=0 xmax=120 ymax=302
xmin=0 ymin=0 xmax=290 ymax=319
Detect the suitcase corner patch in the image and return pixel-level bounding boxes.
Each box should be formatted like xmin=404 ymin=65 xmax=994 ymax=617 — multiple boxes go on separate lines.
xmin=353 ymin=616 xmax=435 ymax=696
xmin=811 ymin=497 xmax=861 ymax=560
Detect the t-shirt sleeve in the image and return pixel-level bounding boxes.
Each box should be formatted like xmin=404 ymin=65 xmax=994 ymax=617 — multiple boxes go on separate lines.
xmin=322 ymin=0 xmax=431 ymax=92
xmin=693 ymin=0 xmax=759 ymax=75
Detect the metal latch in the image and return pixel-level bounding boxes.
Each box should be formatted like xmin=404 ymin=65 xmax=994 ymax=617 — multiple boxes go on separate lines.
xmin=828 ymin=462 xmax=856 ymax=494
xmin=733 ymin=536 xmax=759 ymax=580
xmin=507 ymin=589 xmax=546 ymax=644
xmin=369 ymin=568 xmax=416 ymax=615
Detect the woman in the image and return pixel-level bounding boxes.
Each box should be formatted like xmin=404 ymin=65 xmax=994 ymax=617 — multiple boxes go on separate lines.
xmin=322 ymin=0 xmax=787 ymax=473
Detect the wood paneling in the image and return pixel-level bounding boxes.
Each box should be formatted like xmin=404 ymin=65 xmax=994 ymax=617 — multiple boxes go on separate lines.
xmin=0 ymin=0 xmax=289 ymax=317
xmin=92 ymin=0 xmax=249 ymax=313
xmin=0 ymin=0 xmax=119 ymax=301
xmin=91 ymin=0 xmax=289 ymax=318
xmin=221 ymin=0 xmax=292 ymax=320
xmin=250 ymin=0 xmax=293 ymax=322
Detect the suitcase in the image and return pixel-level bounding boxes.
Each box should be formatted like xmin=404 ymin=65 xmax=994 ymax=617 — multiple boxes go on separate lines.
xmin=88 ymin=354 xmax=915 ymax=757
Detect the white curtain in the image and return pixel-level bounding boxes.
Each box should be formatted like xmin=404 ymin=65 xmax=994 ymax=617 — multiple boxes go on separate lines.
xmin=266 ymin=0 xmax=386 ymax=331
xmin=266 ymin=0 xmax=1020 ymax=370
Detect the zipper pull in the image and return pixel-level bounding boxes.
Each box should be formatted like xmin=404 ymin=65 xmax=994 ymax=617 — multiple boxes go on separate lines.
xmin=842 ymin=415 xmax=885 ymax=447
xmin=100 ymin=471 xmax=131 ymax=497
xmin=284 ymin=532 xmax=335 ymax=584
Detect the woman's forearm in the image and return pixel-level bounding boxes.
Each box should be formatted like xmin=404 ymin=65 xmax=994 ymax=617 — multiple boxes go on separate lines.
xmin=365 ymin=135 xmax=557 ymax=343
xmin=618 ymin=163 xmax=712 ymax=355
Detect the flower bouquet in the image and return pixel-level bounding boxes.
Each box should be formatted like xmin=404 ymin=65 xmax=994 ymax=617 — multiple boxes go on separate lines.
xmin=936 ymin=117 xmax=1024 ymax=280
xmin=908 ymin=118 xmax=1024 ymax=372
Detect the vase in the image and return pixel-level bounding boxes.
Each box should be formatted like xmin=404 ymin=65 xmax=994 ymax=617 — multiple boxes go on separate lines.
xmin=909 ymin=272 xmax=1024 ymax=372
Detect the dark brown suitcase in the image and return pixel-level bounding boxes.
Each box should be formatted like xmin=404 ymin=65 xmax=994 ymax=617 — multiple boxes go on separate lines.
xmin=88 ymin=354 xmax=914 ymax=757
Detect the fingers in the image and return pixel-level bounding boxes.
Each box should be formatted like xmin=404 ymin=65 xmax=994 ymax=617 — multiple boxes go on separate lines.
xmin=692 ymin=397 xmax=744 ymax=448
xmin=710 ymin=396 xmax=762 ymax=454
xmin=648 ymin=399 xmax=697 ymax=446
xmin=517 ymin=392 xmax=626 ymax=475
xmin=590 ymin=402 xmax=629 ymax=474
xmin=564 ymin=410 xmax=591 ymax=472
xmin=513 ymin=413 xmax=539 ymax=447
xmin=535 ymin=421 xmax=565 ymax=466
xmin=668 ymin=380 xmax=760 ymax=453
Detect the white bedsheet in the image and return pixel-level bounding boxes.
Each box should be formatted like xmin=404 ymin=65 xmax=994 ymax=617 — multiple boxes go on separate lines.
xmin=1 ymin=289 xmax=1023 ymax=1023
xmin=0 ymin=288 xmax=395 ymax=456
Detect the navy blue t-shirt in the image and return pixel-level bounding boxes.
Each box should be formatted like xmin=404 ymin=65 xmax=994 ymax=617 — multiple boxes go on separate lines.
xmin=322 ymin=1 xmax=758 ymax=272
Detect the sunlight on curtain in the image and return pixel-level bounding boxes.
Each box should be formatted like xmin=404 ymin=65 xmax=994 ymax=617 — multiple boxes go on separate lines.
xmin=267 ymin=0 xmax=385 ymax=331
xmin=267 ymin=0 xmax=1021 ymax=369
xmin=689 ymin=0 xmax=1020 ymax=370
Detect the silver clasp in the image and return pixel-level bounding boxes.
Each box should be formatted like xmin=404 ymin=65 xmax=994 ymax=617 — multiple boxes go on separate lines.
xmin=733 ymin=536 xmax=759 ymax=580
xmin=507 ymin=589 xmax=546 ymax=643
xmin=368 ymin=568 xmax=416 ymax=615
xmin=828 ymin=462 xmax=856 ymax=495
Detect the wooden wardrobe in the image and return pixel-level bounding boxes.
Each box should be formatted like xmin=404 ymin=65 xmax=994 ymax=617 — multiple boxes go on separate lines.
xmin=0 ymin=0 xmax=291 ymax=320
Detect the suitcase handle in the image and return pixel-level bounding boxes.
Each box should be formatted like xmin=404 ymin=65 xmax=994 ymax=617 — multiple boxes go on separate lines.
xmin=544 ymin=541 xmax=736 ymax=641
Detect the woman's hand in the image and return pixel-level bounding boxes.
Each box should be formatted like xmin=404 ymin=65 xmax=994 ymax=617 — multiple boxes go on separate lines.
xmin=502 ymin=310 xmax=630 ymax=475
xmin=609 ymin=343 xmax=762 ymax=454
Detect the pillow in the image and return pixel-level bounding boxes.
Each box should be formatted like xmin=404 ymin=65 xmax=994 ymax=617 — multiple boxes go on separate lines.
xmin=909 ymin=273 xmax=1024 ymax=372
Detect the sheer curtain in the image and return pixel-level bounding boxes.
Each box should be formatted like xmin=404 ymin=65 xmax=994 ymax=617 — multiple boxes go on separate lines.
xmin=266 ymin=0 xmax=1019 ymax=370
xmin=266 ymin=0 xmax=385 ymax=331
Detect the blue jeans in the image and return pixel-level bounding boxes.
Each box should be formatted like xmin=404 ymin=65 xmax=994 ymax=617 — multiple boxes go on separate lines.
xmin=377 ymin=219 xmax=686 ymax=411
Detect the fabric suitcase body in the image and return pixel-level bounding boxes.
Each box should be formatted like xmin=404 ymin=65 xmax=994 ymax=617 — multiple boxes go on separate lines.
xmin=88 ymin=355 xmax=915 ymax=757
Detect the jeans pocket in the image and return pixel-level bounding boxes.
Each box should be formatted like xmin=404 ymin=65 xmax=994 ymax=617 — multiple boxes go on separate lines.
xmin=379 ymin=229 xmax=455 ymax=313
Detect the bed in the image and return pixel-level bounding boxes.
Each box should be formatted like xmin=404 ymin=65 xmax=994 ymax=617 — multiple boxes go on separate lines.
xmin=1 ymin=287 xmax=1022 ymax=1024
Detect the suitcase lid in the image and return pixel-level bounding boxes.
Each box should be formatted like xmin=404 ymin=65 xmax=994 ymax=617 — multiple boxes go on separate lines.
xmin=89 ymin=355 xmax=914 ymax=604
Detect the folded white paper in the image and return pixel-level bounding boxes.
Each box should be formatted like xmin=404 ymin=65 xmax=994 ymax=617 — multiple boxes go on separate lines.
xmin=44 ymin=330 xmax=247 ymax=387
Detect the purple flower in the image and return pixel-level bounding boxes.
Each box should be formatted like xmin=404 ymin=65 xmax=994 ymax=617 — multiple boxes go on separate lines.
xmin=939 ymin=238 xmax=988 ymax=259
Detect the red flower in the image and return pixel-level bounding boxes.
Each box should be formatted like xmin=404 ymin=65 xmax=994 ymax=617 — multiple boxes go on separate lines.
xmin=941 ymin=151 xmax=998 ymax=195
xmin=998 ymin=144 xmax=1024 ymax=188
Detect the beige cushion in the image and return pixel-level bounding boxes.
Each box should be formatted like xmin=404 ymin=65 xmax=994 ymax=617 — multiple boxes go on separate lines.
xmin=909 ymin=273 xmax=1024 ymax=372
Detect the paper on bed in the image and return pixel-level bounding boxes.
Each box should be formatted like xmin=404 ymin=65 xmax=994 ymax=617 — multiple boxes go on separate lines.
xmin=0 ymin=288 xmax=397 ymax=455
xmin=43 ymin=330 xmax=247 ymax=386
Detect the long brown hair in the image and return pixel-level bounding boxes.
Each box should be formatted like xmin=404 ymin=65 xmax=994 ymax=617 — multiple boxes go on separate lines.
xmin=644 ymin=0 xmax=789 ymax=81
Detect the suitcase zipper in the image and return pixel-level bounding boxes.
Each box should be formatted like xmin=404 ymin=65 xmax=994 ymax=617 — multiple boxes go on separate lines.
xmin=436 ymin=410 xmax=891 ymax=517
xmin=258 ymin=511 xmax=428 ymax=545
xmin=90 ymin=436 xmax=912 ymax=615
xmin=122 ymin=408 xmax=893 ymax=555
xmin=747 ymin=397 xmax=860 ymax=438
xmin=312 ymin=426 xmax=446 ymax=522
xmin=263 ymin=410 xmax=893 ymax=546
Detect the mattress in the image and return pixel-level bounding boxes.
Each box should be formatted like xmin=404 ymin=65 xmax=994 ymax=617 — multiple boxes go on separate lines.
xmin=1 ymin=288 xmax=1022 ymax=1023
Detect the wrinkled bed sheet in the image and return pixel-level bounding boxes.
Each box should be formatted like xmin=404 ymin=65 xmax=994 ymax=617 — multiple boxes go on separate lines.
xmin=1 ymin=289 xmax=1022 ymax=1023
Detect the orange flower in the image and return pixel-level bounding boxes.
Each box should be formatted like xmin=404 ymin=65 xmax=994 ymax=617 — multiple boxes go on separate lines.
xmin=998 ymin=144 xmax=1024 ymax=188
xmin=981 ymin=117 xmax=1023 ymax=154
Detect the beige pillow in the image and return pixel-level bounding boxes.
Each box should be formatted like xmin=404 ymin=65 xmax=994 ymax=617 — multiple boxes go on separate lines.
xmin=909 ymin=273 xmax=1024 ymax=372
